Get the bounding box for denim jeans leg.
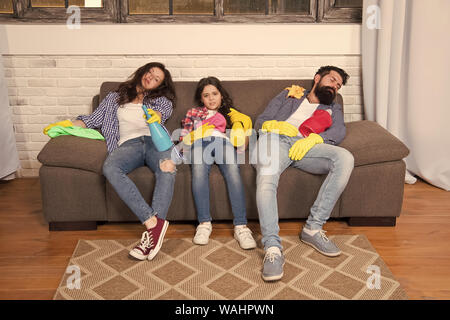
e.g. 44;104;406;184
144;136;176;221
103;137;154;224
254;133;294;251
291;143;354;230
216;139;247;226
190;139;214;223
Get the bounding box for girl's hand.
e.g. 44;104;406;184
230;122;246;147
182;124;215;146
228;108;252;131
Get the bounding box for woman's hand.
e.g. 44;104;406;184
144;109;162;124
72;120;86;128
43;119;76;135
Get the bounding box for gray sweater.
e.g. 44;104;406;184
254;90;346;146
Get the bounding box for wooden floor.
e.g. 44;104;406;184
0;178;449;300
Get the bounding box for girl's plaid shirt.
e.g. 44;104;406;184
179;106;210;142
77;91;173;153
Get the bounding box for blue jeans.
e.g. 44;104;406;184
189;137;247;226
102;136;176;224
252;133;354;250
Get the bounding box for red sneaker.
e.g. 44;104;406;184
129;217;169;261
147;217;169;260
129;231;152;260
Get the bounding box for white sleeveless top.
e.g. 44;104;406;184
117;102;151;146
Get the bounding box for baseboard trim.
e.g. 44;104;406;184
49;221;98;231
347;217;397;227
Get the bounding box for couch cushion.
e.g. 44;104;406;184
340;120;409;167
38;136;107;174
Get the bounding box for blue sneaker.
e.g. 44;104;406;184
300;228;341;257
262;247;285;281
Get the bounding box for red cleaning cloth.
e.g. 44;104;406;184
299;109;332;137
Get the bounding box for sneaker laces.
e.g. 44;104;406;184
236;227;253;239
318;230;330;243
195;224;212;239
264;248;281;264
196;224;211;234
137;231;154;250
197;224;212;232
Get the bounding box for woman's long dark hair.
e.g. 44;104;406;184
194;77;238;129
117;62;176;107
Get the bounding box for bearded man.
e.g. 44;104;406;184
253;66;354;281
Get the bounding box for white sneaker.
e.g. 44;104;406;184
234;225;257;250
193;222;212;245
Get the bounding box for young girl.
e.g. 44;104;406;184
44;62;178;261
179;77;256;249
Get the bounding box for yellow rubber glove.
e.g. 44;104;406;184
288;133;324;161
143;108;161;124
182;123;215;146
261;120;298;137
43;119;73;135
228;108;252;131
230;122;246;147
285;85;306;99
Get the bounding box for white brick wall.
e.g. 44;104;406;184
4;54;364;177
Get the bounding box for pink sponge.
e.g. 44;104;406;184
201;112;227;133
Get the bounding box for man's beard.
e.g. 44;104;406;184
314;84;336;105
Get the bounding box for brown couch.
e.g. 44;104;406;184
37;80;409;231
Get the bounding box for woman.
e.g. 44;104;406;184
45;62;177;261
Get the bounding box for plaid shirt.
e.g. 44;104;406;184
179;106;210;141
77;91;173;153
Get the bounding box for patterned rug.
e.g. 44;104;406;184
54;235;408;300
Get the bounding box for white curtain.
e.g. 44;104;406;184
0;54;20;180
362;0;450;191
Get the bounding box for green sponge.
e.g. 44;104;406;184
46;125;105;140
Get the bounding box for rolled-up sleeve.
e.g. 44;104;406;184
77;92;118;129
255;90;288;131
319;103;346;146
147;96;173;125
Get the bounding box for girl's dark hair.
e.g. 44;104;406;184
117;62;176;107
194;77;237;129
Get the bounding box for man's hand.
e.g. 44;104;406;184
43;119;73;135
288;133;324;161
228;108;252;131
261;120;298;137
182;124;215;146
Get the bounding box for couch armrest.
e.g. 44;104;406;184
37;136;108;174
340;120;409;167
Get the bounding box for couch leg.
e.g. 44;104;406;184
347;217;396;227
49;221;98;231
